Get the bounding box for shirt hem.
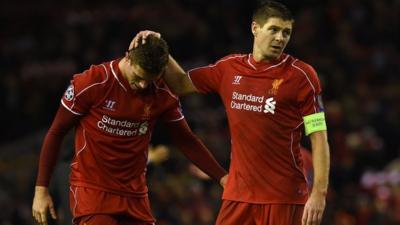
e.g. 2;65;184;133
71;180;148;197
221;196;307;205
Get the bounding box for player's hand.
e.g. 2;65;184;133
219;174;228;188
129;30;161;49
32;186;57;225
302;191;326;225
148;144;170;165
189;164;211;180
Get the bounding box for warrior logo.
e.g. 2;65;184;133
232;75;243;85
103;100;116;111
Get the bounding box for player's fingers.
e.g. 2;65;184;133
316;211;323;225
310;210;317;225
134;35;143;48
33;210;40;223
35;212;43;224
150;31;161;38
142;30;161;44
131;32;145;49
146;30;161;38
306;208;314;225
40;211;48;225
301;208;309;225
32;212;39;224
49;205;57;219
136;31;148;45
312;209;322;225
142;31;150;44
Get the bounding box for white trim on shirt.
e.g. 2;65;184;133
110;61;128;92
291;60;317;113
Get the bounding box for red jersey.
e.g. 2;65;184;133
188;53;323;204
62;59;183;196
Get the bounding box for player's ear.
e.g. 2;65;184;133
251;21;259;37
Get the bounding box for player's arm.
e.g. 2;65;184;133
309;130;329;196
302;112;330;225
32;105;80;225
165;118;228;186
163;55;198;96
130;30;198;96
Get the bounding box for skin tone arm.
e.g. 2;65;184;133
302;130;330;225
130;31;198;96
33;186;57;225
164;55;198;96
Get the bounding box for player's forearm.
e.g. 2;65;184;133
36;105;79;186
165;55;197;96
168;120;227;181
310;131;330;196
178;138;227;181
36;131;66;186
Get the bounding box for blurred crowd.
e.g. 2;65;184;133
0;0;399;224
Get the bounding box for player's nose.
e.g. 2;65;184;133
138;80;149;89
275;31;284;41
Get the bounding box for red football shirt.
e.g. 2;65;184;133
188;53;323;204
62;59;183;196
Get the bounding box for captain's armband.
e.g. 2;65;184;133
303;112;327;135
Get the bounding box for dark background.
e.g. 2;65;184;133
0;0;399;224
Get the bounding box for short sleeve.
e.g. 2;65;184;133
61;65;108;115
188;59;225;94
295;61;324;117
154;80;185;122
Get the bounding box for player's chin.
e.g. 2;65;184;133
132;86;147;93
266;52;281;60
130;84;141;91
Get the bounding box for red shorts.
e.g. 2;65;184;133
69;185;155;225
215;200;304;225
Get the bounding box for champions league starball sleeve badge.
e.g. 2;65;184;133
64;84;74;101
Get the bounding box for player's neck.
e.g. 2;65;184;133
252;52;280;63
118;58;129;81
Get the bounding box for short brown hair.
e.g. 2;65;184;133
252;1;294;26
128;36;169;75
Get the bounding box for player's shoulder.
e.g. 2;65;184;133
214;53;247;65
154;79;179;101
73;61;111;85
286;56;321;91
288;56;318;78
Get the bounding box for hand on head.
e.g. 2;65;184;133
130;30;161;50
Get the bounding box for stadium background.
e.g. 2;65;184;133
0;0;399;224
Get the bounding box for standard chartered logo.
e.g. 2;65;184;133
230;91;276;115
138;122;148;135
97;115;149;136
263;97;276;114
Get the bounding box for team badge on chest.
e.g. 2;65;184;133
268;79;284;96
141;104;152;120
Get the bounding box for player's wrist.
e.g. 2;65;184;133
35;186;49;194
219;174;228;188
310;188;327;197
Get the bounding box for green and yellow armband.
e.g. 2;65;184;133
303;112;327;135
